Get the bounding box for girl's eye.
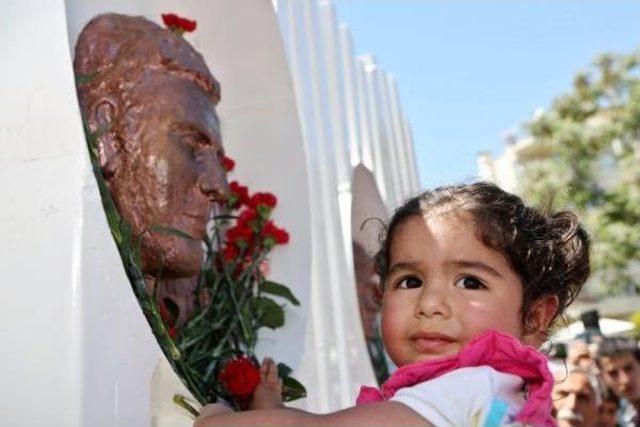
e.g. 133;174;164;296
396;276;422;289
454;276;486;290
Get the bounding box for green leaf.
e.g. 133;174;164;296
254;297;285;329
149;225;198;241
281;376;307;402
257;205;272;219
277;362;292;378
259;281;300;306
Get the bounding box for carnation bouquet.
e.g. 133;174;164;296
163;156;306;413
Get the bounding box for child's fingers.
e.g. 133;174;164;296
199;403;232;417
258;356;281;390
260;357;270;377
258;357;279;387
265;358;279;384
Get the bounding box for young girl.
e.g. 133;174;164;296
194;182;590;427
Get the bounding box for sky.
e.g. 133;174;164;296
332;0;640;188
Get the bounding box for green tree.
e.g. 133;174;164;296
518;49;640;295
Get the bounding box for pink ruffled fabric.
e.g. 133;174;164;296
356;330;555;427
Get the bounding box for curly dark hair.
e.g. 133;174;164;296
595;337;640;365
373;181;591;330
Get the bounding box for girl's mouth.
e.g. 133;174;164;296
409;332;456;352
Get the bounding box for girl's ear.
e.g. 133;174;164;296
523;294;559;347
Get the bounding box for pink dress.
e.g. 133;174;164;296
356;330;555;426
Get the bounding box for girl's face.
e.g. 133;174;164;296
381;213;526;366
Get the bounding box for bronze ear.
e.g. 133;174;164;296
94;99;115;128
93;100;122;179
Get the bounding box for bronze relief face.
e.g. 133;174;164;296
352;241;382;340
74;13;230;279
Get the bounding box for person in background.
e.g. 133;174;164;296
552;367;599;427
596;337;640;426
597;387;621;427
570;341;596;370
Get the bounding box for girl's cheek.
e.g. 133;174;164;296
380;299;405;338
460;299;521;336
379;311;405;365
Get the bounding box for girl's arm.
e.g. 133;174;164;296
193;401;433;427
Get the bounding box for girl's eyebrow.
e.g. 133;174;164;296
449;259;503;278
387;261;421;276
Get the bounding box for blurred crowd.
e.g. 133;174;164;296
549;334;640;427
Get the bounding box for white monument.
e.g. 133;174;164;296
0;0;419;425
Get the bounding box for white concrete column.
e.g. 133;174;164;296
375;69;404;208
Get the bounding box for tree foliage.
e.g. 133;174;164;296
518;49;640;295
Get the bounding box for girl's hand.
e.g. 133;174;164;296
198;403;233;418
250;357;284;410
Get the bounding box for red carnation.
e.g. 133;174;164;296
261;221;290;245
236;208;259;231
218;355;261;400
221;156;235;173
161;13;178;27
221;244;239;262
228;181;250;209
274;228;289;244
249;192;278;209
226;225;254;248
161;13;197;34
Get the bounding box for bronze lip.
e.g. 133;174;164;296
183;212;207;222
181;213;208;237
409;331;455;342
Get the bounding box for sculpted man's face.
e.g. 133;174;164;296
109;75;229;278
352;242;381;339
75;14;230;281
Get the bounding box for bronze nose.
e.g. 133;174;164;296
199;155;231;202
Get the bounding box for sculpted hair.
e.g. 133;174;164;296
74;14;220;127
373;181;591;329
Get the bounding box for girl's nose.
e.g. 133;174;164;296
414;283;451;319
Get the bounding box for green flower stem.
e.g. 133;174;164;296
227;277;252;344
179;363;209;404
173;394;200;418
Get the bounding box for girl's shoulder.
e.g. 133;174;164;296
391;366;526;427
358;331;556;426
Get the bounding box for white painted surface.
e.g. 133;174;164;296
274;0;419;412
2;1;106;426
1;0;418;424
2;0;310;425
351;164;389;256
275;0;356;410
